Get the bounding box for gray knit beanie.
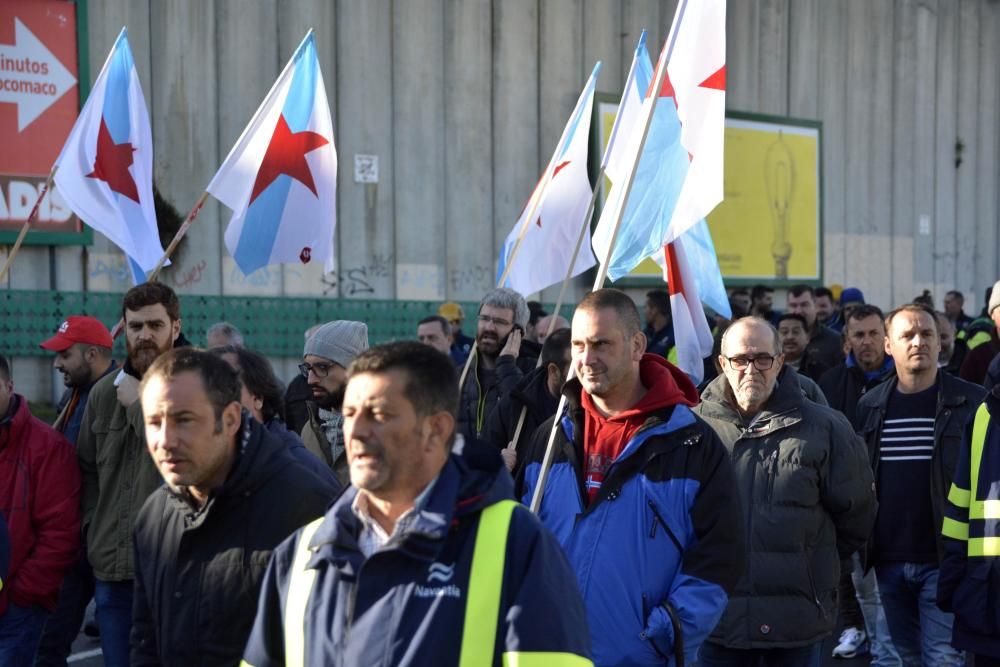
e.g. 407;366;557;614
303;320;369;368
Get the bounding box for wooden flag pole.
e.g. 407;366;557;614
110;191;211;339
530;32;676;514
506;167;606;460
0;165;58;284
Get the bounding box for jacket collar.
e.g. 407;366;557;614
308;446;509;569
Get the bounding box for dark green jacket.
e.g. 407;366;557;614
77;370;163;581
694;369;877;649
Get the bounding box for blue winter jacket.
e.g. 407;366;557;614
242;443;592;666
520;366;745;666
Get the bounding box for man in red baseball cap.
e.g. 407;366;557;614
40;316;117;446
35;316;117;667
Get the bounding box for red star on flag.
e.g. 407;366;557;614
536;160;572;228
250;115;330;204
86;118;140;203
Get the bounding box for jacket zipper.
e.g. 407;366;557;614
343;577;359;651
764;449;779;504
647;500;683;553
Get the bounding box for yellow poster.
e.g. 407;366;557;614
593;102;821;283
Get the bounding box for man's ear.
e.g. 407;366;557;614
222;401;242;437
632;330;647;360
171;318;182;344
423;411;455;452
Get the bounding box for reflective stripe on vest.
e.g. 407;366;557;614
283;517;324;667
282;500;519;667
458;499;518;667
968;403;1000;521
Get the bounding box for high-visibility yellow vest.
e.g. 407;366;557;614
269;500;590;667
942;403;1000;557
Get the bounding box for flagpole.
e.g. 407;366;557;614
459;62;601;402
530;30;678;515
0;166;58;284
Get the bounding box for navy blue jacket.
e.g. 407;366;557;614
264;418;341;491
520;375;745;666
242;445;591;666
938;388;1000;657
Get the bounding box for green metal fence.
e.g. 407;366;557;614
1;290;485;358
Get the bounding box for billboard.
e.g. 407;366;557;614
593;98;823;286
0;0;87;244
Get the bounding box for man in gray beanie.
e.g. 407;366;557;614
299;320;368;484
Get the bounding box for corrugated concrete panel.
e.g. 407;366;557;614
975;2;1000;308
444;0;493;301
216;0;279;297
726;0;758;111
584;1;622;93
393;0;446;301
492;0;540;293
911;0;938;296
786;0;819;120
954;0;980;305
933;0;959;299
817;0;847;285
867;0;895;308
756;0;788;116
891;0;918;306
149;0;221;296
623;0;662;74
335;0;395;299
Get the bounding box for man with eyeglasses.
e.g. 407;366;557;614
456;288;539;445
695;316;876;667
299;320;369;485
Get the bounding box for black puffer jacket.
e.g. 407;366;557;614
457;343;539;444
695;369;877;649
131;416;339;667
482;365;557;471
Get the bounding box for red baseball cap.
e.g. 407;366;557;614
39;316;114;352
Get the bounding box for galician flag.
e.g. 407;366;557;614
590;39;690;283
53;28;164;278
208;32;337;275
496;63;600;296
659;0;728;384
660;0;727;245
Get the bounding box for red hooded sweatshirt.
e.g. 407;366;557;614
580;354;699;504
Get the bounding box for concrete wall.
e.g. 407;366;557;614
6;0;1000;311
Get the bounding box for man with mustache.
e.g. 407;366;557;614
857;304;985;666
35;316;116;667
243;342;592;666
76;282;187;667
695;317;876;666
456;288;538;445
299;320;368;485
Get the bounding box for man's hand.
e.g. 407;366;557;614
117;374;140;408
500;327;522;359
501;441;517;472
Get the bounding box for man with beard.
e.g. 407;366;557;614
76;282;187;667
456;288;538;445
299;320;369;485
34;316;116;667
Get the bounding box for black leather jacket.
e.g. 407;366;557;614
856;371;985;564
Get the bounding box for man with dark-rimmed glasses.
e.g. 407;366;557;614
695;316;876;667
299;320;369;485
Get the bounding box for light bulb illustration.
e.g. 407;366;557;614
764;131;795;279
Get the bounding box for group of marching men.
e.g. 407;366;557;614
1;278;1000;666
